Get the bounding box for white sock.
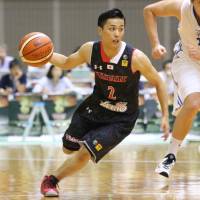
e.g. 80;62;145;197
167;137;182;157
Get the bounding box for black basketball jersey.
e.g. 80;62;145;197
83;41;140;114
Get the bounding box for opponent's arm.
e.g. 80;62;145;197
50;42;93;70
132;49;170;139
143;0;182;59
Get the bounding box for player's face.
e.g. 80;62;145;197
99;18;125;48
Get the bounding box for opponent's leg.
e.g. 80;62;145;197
156;93;200;178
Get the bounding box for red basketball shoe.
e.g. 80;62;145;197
40;175;59;197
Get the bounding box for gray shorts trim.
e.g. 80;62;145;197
82;140;97;163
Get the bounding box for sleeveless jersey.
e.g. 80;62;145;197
88;41;140;114
175;0;200;61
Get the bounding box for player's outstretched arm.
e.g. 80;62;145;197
132;49;170;139
143;0;182;59
50;42;93;70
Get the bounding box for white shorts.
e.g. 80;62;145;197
171;51;200;115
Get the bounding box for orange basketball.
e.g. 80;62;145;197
18;32;54;67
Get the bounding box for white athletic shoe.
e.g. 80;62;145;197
155;153;176;178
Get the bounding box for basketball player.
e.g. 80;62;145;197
143;0;200;178
40;8;169;197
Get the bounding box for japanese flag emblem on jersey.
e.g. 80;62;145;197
107;64;114;70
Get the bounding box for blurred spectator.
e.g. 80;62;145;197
0;58;27;95
67;63;94;96
0;44;14;79
26;63;51;89
159;60;174;105
138;75;159;131
65;47;94;96
139;75;157;101
67;46;94;94
32;64;77;95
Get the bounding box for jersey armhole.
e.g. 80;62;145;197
88;41;96;65
131;48;138;74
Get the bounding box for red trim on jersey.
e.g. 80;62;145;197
100;42;110;63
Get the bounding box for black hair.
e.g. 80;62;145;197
9;58;21;69
47;64;64;79
97;8;126;28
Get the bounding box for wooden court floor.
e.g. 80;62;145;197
0;137;200;200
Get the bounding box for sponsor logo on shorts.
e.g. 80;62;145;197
95;144;103;151
93;140;103;151
93;140;98;145
65;134;81;144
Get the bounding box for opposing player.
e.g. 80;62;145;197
35;8;169;196
144;0;200;178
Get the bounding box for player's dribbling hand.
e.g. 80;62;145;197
160;116;170;141
152;44;167;60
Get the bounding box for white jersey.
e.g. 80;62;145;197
176;0;200;58
171;0;200;115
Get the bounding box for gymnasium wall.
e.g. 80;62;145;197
0;0;179;69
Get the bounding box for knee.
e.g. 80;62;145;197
76;146;91;163
184;99;200;113
62;147;74;155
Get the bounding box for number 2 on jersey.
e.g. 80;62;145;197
107;86;116;100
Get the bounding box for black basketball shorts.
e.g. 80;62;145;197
62;106;139;163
